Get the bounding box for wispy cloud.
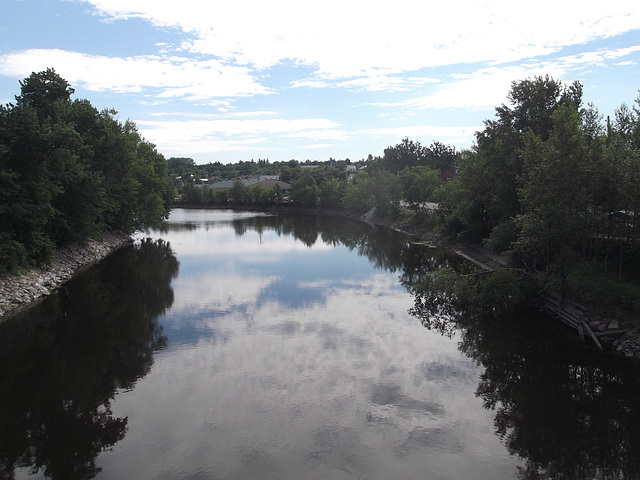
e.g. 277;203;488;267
0;48;271;100
370;45;640;112
135;116;344;156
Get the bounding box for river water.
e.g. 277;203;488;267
2;209;640;480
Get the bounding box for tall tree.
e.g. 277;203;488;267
515;105;591;294
0;70;172;271
450;76;583;247
381;137;429;174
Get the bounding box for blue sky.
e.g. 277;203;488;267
1;0;639;164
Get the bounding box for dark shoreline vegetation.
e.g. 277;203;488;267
0;69;173;273
2;69;640;355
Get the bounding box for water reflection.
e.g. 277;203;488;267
7;209;637;479
410;274;640;479
0;239;178;480
96;210;515;479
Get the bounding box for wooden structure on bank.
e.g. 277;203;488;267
541;293;628;350
542;293;603;349
455;246;629;351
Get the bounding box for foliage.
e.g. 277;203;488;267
379;137;457;174
433;75;640;312
290;172;318;207
318;177;345;208
398;165;440;213
342;170;401;218
0;69;173;271
442;76;583;245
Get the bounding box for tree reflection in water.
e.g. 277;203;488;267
7;212;639;480
0;239;178;480
409;270;640;480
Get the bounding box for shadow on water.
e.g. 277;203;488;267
0;239;178;480
408;270;640;480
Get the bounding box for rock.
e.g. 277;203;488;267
0;231;132;321
608;319;620;330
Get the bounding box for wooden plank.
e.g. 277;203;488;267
577;322;585;342
581;319;603;350
594;330;627;337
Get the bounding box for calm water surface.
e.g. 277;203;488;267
2;209;640;480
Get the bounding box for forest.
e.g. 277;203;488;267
0;69;174;272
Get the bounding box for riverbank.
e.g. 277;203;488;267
0;231;132;321
363;209;640;361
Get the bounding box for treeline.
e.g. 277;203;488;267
174;138;455;215
0;69;174;272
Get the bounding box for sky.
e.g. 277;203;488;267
1;1;639;165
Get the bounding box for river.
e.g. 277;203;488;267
1;209;639;480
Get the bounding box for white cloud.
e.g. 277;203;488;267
82;0;640;79
135;116;343;155
280;129;348;141
0;48;271;100
292;73;440;93
372;45;640;112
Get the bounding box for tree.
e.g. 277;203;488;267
515;105;591;295
398;166;440;213
427;141;457;172
342;170;401;218
0;70;173;271
290;172;318;207
318;177;345;208
451;76;583;247
381;137;429;174
15;68;74;115
167;157;197;177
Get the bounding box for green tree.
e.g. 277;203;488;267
381;137;429;174
229;178;246;204
342;170;400;218
0;70;173;271
167;157;197;177
398;165;440;213
15;68;74;116
318;177;346;208
291;172;318;207
515;105;591;295
426;141;457;172
451;76;583;247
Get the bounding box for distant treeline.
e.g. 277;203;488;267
0;69;174;272
171;139;457;215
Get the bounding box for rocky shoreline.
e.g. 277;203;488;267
0;231;132;321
